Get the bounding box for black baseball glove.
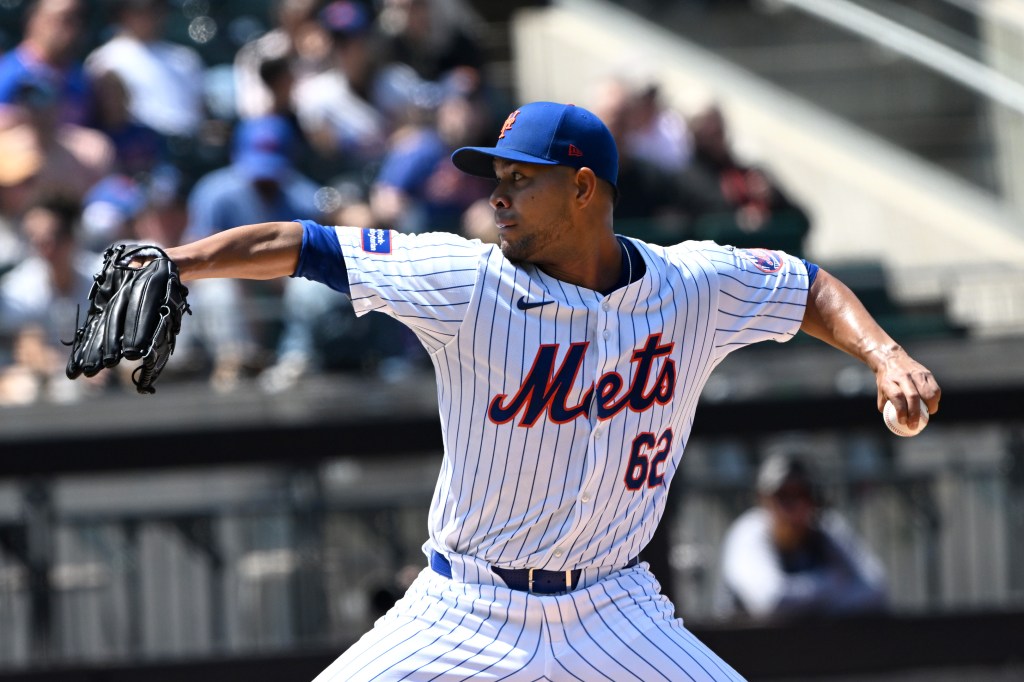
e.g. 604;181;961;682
65;243;191;394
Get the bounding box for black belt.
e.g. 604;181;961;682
430;550;639;595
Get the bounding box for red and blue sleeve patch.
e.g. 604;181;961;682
738;248;783;273
361;228;392;254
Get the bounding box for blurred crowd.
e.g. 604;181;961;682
0;0;811;406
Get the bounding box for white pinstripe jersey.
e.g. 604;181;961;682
317;226;809;573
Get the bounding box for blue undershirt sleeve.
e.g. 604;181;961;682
290;219;350;295
801;259;819;288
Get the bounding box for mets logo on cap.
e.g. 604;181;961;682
498;110;520;139
738;248;783;273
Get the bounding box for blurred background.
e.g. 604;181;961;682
1;0;1023;680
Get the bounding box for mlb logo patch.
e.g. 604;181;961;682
361;228;392;254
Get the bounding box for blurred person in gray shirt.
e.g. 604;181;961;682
717;453;888;621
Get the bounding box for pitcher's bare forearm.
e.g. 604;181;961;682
800;268;940;423
799;269;900;373
166;222;304;282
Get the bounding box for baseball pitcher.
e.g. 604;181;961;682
70;102;940;681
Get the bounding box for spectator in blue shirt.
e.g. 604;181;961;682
91;69;169;180
0;0;94;127
184;115;323;242
370;92;492;234
183;115;327;391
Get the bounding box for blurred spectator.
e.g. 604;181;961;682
0;216;22;277
370;93;493;234
377;0;484;80
598;71;696;173
258;55;298;120
0;79;114;207
260;274;387;392
260;174;426;392
0;140;36;285
0;0;95;127
90;69;170;179
183;115;326;391
184;115;323;242
293;0;388;176
134;191;188;253
375;0;484;100
590;75;693;241
253;52;332;184
0;196;98;404
716;453;888;621
679;103;811;257
79;173;147;251
85;0;206;139
233;0;332;119
0;116;43;222
623;79;692;173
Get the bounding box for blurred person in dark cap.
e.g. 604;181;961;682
182;115;326;391
184;115;323;242
79;173;148;251
0;0;95;127
716;452;888;621
85;0;206;138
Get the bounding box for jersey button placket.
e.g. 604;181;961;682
591;300;615;444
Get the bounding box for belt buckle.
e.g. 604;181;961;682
526;568;574;594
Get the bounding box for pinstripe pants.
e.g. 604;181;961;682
313;562;747;682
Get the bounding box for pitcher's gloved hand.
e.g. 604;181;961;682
65;243;191;394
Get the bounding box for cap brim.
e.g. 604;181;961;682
451;146;559;178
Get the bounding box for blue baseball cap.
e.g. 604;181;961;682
81;174;147;244
451;101;618;188
319;0;371;36
232;115;295;181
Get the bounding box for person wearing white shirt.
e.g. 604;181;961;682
293;1;387;169
717;453;889;620
85;0;205;138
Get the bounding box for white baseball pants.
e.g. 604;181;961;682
312;562;747;681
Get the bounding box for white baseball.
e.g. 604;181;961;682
883;398;929;437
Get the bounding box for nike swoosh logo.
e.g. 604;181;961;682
516;295;554;311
